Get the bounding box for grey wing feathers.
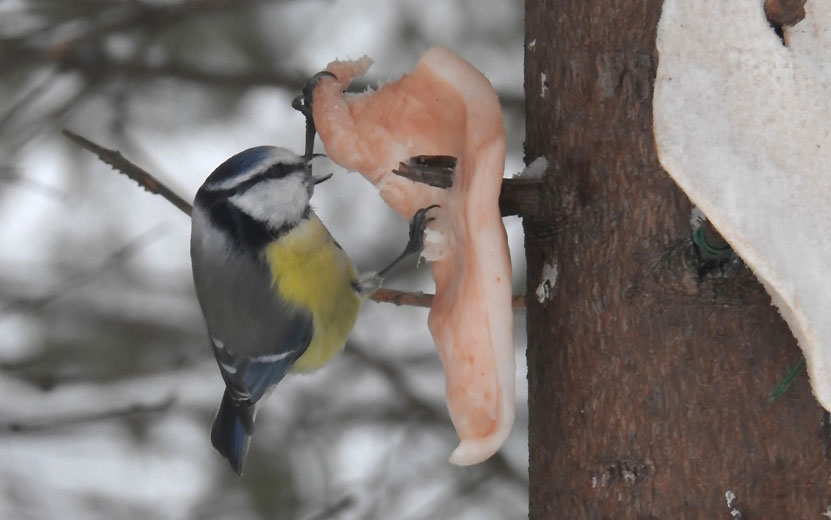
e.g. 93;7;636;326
212;317;312;405
191;210;314;403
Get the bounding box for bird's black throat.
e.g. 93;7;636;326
195;189;309;255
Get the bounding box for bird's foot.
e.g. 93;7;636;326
403;204;440;257
292;71;337;160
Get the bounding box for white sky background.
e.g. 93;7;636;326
0;1;527;518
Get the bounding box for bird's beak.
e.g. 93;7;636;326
303;153;328;166
304;154;333;184
312;172;334;185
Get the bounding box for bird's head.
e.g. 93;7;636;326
196;146;330;233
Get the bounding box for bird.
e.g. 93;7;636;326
190;144;435;475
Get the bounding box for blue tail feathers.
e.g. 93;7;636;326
211;390;252;476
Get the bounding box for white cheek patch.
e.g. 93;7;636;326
228;176;309;230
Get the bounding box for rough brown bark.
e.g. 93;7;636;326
524;1;831;517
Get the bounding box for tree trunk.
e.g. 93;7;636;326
524;1;831;517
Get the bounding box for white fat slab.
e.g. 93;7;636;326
654;1;831;409
228;173;309;230
205;147;303;191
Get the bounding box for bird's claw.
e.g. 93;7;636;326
373;205;440;281
405;204;440;256
292;71;336;118
292;71;337;160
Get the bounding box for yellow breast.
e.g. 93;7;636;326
265;213;361;372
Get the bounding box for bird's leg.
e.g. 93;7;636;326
355;205;440;297
292;71;336;161
377;205;440;278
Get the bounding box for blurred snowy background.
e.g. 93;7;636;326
0;0;527;518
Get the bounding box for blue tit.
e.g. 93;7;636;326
191;145;434;475
190;146;359;475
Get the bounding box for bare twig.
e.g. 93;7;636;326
1;223;169;316
0;69;58;132
300;495;356;520
369;288;434;307
1;77;102;152
372;288;525;309
392;154;547;223
1;395;176;434
347;344;528;487
499;177;548;218
406;471;493;520
392;155;456;189
59;0;275;48
59;52;304;91
0;353;49;372
62;129;192;216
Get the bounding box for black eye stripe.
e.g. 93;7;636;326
207;162;307;197
262;162;307;180
233;162;306;195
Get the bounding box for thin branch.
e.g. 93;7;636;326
62;129;192;216
372;288;525;309
369;288;434;307
391;156;549;221
406;471;494;520
347;343;529;487
392;155;456;189
62;131;528;308
0;75;102;153
59;52;305;91
300;495;356;520
0;37;301;93
0;353;49;372
347;344;444;420
0;69;58;132
499;177;549;218
1;223;169;316
61;0;277;49
1;395;176;434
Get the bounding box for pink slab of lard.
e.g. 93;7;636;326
312;46;514;465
